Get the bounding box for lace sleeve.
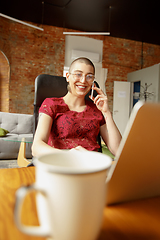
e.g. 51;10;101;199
39;98;55;118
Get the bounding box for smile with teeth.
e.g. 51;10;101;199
76;85;86;89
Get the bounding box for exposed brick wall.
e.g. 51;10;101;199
0;18;65;114
0;17;160;114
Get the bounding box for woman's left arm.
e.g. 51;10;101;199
90;86;122;156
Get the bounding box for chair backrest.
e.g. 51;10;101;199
33;74;102;151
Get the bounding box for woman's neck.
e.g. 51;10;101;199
63;92;86;112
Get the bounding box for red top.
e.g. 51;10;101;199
39;97;105;151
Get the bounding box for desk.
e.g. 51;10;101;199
0;167;160;240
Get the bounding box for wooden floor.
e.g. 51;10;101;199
0;160;19;168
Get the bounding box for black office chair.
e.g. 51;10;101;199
33;74;102;151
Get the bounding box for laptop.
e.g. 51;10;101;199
106;100;160;205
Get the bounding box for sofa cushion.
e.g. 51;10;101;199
0;128;9;137
0;112;33;134
0;112;33;159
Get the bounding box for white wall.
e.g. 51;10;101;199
64;35;107;93
127;63;160;102
64;35;103;66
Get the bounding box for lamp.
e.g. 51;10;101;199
0;13;44;31
63;6;111;36
63;32;110;35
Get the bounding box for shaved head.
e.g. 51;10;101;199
69;57;95;74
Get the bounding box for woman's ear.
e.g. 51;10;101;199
66;72;70;82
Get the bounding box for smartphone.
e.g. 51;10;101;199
91;81;95;100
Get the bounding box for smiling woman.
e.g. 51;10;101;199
65;58;95;99
31;57;122;158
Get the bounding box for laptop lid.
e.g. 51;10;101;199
106;101;160;205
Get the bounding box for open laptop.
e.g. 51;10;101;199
106;100;160;205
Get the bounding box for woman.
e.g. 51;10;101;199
32;57;122;157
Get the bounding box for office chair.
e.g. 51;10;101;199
33;74;102;152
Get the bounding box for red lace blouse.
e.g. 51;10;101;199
39;97;105;151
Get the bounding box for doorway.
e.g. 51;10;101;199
0;50;10;112
133;81;141;106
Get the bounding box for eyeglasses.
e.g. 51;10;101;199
69;73;95;82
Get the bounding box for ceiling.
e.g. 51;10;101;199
1;0;160;45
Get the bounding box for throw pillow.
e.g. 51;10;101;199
0;128;9;137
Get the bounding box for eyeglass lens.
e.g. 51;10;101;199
72;73;94;82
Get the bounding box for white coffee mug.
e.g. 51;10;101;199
14;150;111;240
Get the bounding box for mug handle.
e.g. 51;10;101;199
14;184;51;237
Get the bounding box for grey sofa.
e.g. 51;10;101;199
0;112;33;159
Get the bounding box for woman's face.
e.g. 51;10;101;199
66;62;95;98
